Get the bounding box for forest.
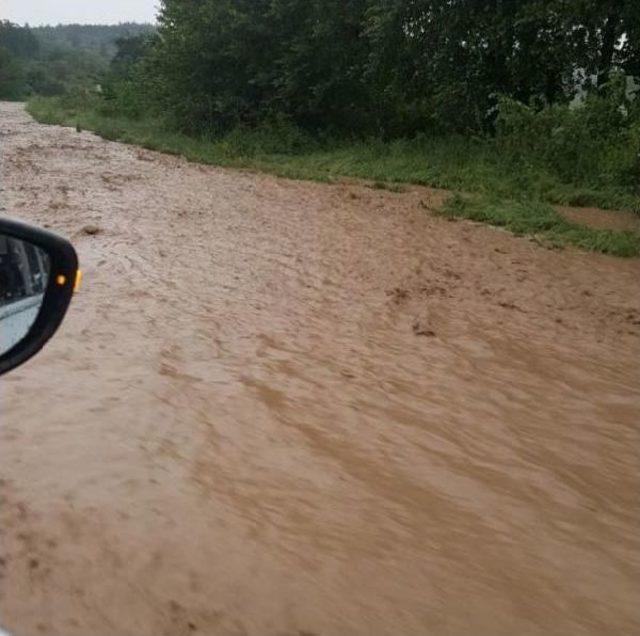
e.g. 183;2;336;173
128;0;639;138
6;1;640;254
0;22;153;99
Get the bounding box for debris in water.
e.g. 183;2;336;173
81;224;102;236
412;321;436;337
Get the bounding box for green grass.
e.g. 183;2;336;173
27;96;640;257
442;194;640;257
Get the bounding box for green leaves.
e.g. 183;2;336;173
146;0;639;137
0;22;155;100
0;46;25;100
495;76;640;189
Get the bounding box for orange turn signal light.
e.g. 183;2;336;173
54;270;82;291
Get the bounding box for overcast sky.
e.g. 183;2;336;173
1;0;159;26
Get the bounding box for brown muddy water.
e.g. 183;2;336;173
0;102;639;636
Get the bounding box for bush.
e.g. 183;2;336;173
496;75;640;190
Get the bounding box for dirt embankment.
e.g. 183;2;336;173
1;102;639;636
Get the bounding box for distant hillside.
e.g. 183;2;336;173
32;23;155;59
0;21;155;100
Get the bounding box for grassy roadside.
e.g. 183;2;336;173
27;96;640;257
442;195;640;257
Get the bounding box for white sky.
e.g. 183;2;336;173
1;0;159;26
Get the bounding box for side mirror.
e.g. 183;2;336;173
0;217;79;377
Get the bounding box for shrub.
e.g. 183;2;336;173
496;75;640;190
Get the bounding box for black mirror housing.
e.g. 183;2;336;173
0;217;78;376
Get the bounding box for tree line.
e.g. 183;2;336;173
0;22;153;99
107;0;639;138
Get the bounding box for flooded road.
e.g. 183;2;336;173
1;102;639;636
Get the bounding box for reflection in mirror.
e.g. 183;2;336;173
0;234;50;356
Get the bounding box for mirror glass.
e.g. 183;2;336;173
0;234;51;356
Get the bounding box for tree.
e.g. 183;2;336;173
364;0;639;133
139;0;640;136
267;0;373;133
0;46;25;99
0;21;39;59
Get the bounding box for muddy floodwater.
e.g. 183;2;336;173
1;102;639;636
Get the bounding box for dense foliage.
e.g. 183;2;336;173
134;0;639;137
0;22;154;99
86;0;637;197
5;3;638;139
34;23;154;58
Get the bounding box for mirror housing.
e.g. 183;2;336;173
0;217;78;376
